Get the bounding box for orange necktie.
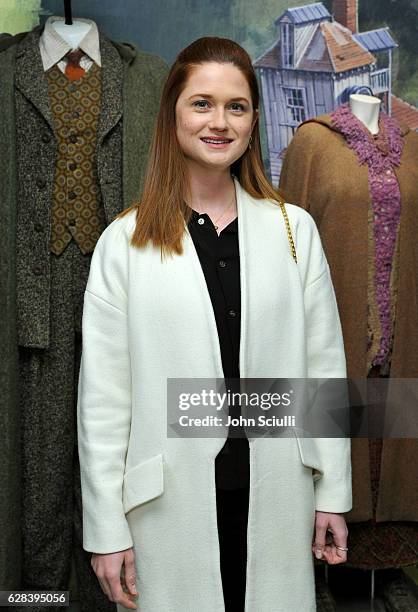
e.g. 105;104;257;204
64;49;86;81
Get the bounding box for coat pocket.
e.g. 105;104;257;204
122;453;164;514
292;429;323;483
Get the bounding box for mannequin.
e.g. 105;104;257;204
349;93;381;134
0;10;168;612
279;99;418;608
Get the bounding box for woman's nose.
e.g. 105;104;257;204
208;107;228;130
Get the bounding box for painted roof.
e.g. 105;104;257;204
391;95;418;131
255;9;377;74
297;24;334;72
253;40;280;69
320;22;375;73
275;2;330;26
354;28;398;52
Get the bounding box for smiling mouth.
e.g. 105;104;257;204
200;137;233;144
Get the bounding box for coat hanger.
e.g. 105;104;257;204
64;0;73;26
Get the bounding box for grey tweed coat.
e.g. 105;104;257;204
0;25;168;588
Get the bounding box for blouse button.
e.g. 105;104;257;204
198;218;205;225
228;309;237;318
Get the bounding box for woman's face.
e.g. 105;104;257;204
175;61;257;173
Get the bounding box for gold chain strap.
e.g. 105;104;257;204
278;201;297;264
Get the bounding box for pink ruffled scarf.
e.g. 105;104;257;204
331;103;404;367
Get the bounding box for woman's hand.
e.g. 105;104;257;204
91;547;138;609
312;511;348;565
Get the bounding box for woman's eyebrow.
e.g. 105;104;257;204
188;93;250;103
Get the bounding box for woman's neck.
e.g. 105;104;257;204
185;165;236;213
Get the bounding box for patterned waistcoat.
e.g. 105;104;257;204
45;62;106;255
13;27;166;349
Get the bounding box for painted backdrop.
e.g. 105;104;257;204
1;0;417;182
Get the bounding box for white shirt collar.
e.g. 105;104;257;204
39;16;101;71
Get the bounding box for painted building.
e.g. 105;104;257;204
254;0;399;182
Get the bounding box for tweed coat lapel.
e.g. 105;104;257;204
96;32;123;147
14;28;124;145
15;29;55;133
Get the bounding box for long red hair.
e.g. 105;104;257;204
118;36;284;257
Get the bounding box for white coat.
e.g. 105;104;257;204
77;178;352;612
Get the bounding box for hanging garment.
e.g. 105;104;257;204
0;21;168;603
279;106;418;568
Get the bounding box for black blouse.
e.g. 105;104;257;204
187;209;249;490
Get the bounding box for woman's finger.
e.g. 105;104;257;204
332;533;348;564
107;573;137;609
97;575;113;602
313;514;328;559
123;550;139;596
335;546;348;563
321;537;348;564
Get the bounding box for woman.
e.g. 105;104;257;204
77;37;352;612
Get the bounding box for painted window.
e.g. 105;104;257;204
283;87;306;125
281;23;294;68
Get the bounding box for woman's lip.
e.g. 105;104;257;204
200;137;233;147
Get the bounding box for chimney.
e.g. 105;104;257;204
333;0;358;33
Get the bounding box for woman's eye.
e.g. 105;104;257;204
229;103;245;112
193;100;210;109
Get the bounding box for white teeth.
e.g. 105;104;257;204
202;138;230;144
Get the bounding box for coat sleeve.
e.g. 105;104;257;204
77;214;134;553
297;210;352;513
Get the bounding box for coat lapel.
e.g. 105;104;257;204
233;179;304;378
14;28;124;144
96;32;123;147
15;28;55;133
181;216;229;382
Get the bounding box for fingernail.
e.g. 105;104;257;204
315;550;323;559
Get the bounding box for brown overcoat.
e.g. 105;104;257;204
279;114;418;522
